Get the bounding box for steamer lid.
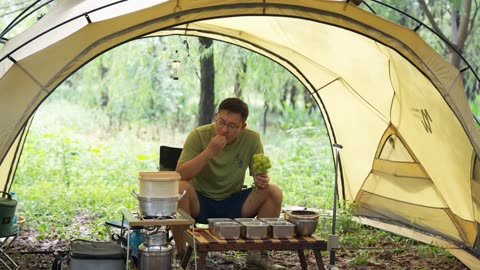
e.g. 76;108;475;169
139;171;180;181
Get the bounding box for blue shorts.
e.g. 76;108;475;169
195;188;254;224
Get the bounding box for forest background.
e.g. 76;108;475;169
0;0;479;269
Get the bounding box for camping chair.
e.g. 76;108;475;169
0;224;19;270
159;145;183;171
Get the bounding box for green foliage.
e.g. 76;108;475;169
347;251;370;266
0;1;55;42
336;203;362;234
416;244;460;264
326;204;463;267
55;37;201;132
54;35;317;133
273;100;321;130
266;125;334;209
14;102;158;240
470;95;480;120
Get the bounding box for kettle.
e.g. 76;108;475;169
138;231;178;270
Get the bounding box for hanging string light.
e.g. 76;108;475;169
172;50;181;80
171;40;190;80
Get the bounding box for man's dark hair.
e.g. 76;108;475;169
218;98;249;121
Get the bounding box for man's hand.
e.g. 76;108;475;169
206;135;227;157
177;135;226;180
253;173;269;189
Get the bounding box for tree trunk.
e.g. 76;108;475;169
289;84;297;109
263;101;268;134
234;59;247;98
198;37;215;126
304;91;314;114
417;0;475;99
449;2;470;68
100;58;109;108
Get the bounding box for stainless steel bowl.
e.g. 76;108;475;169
291;219;318;236
284;210;320;236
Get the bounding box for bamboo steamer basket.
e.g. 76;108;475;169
139;171;180;198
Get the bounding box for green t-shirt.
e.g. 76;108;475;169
178;123;263;200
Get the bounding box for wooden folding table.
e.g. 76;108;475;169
181;229;327;270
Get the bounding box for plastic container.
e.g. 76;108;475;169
139;171;180;198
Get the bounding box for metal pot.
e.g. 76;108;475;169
284;210;320;236
131;190;186;217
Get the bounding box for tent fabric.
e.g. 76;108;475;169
0;117;32;193
0;0;479;268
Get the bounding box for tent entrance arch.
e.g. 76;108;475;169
1;1;479;268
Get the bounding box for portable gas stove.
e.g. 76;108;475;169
121;208;194;228
119;208;195;269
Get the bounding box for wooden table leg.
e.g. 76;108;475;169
181;246;193;269
297;249;308;270
313;249;326;270
197;252;207;270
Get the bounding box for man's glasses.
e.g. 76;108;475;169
215;118;241;130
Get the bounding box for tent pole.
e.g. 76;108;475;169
329;143;342;270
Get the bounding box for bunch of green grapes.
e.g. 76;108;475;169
252;153;272;175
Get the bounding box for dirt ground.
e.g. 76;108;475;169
1;227;470;270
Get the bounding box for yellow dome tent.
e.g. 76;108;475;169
0;1;479;268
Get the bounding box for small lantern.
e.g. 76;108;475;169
172;59;181;80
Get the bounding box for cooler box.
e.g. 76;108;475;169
69;239;126;270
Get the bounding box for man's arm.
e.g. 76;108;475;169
176;149;214;180
176;135;226;180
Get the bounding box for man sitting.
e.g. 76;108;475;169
171;97;285;270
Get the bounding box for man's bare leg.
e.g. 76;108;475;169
242;184;285;269
241;183;283;218
172;180;200;252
